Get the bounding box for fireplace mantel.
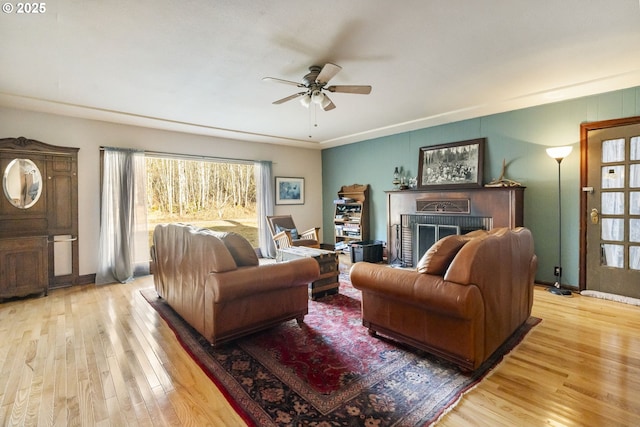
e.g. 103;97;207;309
385;187;525;265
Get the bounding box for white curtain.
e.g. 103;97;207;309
255;161;275;258
95;148;150;284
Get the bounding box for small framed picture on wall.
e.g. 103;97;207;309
275;177;305;205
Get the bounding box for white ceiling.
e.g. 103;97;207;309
2;1;640;149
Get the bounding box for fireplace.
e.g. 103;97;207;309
401;214;492;266
386;187;525;267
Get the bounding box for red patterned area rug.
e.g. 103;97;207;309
140;277;540;426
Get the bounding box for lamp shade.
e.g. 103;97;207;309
546;146;573;160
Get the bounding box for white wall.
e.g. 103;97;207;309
0;107;323;276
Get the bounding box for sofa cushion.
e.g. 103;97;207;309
417;234;471;275
182;227;238;273
216;231;259;266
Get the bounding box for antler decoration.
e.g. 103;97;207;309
485;159;523;187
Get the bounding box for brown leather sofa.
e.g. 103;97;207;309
350;227;537;371
150;223;320;346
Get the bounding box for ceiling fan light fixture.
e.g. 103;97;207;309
300;94;311;108
311;90;324;105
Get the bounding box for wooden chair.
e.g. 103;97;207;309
266;215;320;250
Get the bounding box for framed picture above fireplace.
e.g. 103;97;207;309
417;138;485;190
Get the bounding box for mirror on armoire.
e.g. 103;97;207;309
0;137;79;300
3;158;43;209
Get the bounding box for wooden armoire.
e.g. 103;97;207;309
0;137;79;299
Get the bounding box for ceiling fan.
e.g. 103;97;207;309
262;63;372;111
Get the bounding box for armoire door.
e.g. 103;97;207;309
47;153;79;287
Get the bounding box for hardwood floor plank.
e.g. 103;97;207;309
52;343;68;426
85;325;111;423
37;331;56;426
0;330;22;409
131;400;155;427
25;369;44;426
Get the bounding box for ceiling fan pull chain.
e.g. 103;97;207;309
314;104;318;128
308;104;320;138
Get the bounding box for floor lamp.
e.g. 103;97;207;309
546;146;573;296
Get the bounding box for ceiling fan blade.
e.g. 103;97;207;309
262;77;305;87
316;63;342;85
273;92;307;104
321;94;336;111
326;85;372;94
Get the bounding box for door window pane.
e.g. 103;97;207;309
631;219;640;242
632;192;640;215
602;138;625;162
631;164;640;188
631;136;640;161
602;218;624;241
602;244;624;268
602;166;625;189
631;246;640;270
602;192;624;215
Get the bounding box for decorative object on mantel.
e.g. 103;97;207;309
485;158;523;187
392;166;401;189
546;146;573;296
417;138;485;190
391;167;415;190
399;175;409;190
408;176;418;189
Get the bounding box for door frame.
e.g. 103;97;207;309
579;115;640;290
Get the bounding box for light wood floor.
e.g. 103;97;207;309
1;276;639;426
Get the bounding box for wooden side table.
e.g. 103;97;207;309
277;246;339;300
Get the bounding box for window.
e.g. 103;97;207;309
145;157;257;246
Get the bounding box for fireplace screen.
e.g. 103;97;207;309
415;224;460;266
400;214;492;267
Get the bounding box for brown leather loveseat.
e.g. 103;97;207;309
151;223;320;346
350;227;537;371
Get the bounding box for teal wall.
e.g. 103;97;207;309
322;86;640;287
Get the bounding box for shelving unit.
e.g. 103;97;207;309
333;184;369;251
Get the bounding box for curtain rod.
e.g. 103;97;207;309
99;146;263;165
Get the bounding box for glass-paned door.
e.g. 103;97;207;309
586;124;640;298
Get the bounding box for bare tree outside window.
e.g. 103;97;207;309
146;157;258;246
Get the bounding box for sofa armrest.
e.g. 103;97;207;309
206;257;320;302
350;262;482;319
